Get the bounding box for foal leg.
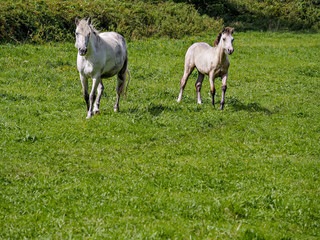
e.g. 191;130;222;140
209;72;216;107
80;74;89;111
195;72;204;104
219;74;228;110
87;76;101;119
114;71;127;112
93;80;104;115
177;66;194;102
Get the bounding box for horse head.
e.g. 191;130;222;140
75;18;92;56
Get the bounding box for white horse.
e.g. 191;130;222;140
177;27;234;110
75;18;129;118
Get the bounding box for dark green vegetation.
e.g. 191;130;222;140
1;0;319;43
1;31;320;239
176;0;320;31
0;0;222;43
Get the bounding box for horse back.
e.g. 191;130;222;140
99;32;127;52
99;32;128;75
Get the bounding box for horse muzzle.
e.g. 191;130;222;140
78;47;87;56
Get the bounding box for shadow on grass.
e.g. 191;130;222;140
126;101;204;116
228;97;272;114
125;97;272;116
148;103;167;116
126;103;179;116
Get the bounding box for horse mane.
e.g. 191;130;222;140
214;27;234;47
89;23;101;43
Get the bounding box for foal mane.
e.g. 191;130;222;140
214;27;234;47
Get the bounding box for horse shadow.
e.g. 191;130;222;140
147;104;168;116
127;103;180;116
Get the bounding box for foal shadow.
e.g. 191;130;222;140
228;97;272;115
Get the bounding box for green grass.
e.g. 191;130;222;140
1;31;320;239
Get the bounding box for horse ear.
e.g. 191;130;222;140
87;17;91;25
75;17;80;26
231;28;235;34
222;27;226;33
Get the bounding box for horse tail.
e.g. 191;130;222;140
121;69;130;98
125;69;131;95
118;56;130;97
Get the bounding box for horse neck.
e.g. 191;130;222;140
87;32;98;56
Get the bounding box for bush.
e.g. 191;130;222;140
0;0;222;43
177;0;320;31
0;0;318;44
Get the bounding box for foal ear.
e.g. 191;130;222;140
75;17;80;26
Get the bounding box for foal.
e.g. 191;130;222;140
177;27;234;110
75;18;129;118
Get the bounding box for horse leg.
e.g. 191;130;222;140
87;76;100;119
93;80;104;115
80;74;89;111
209;72;216;107
219;74;228;110
177;66;194;102
114;71;127;112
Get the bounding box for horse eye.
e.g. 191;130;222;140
223;38;226;41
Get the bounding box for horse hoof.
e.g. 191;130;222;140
86;112;93;119
94;110;100;115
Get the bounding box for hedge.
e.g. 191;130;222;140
0;0;319;43
0;0;222;43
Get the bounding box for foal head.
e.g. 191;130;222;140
214;27;234;55
75;18;93;56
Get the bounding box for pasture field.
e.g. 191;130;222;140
1;31;320;239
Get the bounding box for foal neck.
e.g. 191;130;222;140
216;43;228;63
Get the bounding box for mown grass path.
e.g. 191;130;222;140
1;32;319;239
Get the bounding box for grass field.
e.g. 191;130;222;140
1;31;320;239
